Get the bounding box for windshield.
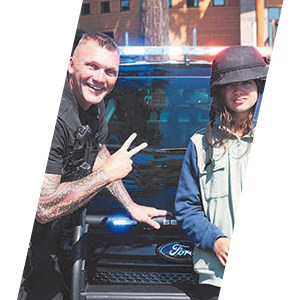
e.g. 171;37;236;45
105;71;212;148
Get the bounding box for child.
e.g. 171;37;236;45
175;46;268;300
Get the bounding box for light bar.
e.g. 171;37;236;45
118;46;272;58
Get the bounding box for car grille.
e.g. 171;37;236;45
89;267;198;285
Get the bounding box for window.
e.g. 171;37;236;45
268;7;281;47
187;0;198;7
268;7;281;20
101;1;110;13
105;64;211;148
81;3;90;15
213;0;225;6
120;0;130;11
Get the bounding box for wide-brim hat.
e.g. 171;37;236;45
210;46;268;95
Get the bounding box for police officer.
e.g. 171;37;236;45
16;32;167;300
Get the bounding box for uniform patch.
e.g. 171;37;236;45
27;122;39;151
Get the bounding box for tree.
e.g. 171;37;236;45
140;0;169;46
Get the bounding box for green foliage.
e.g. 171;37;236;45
16;66;33;82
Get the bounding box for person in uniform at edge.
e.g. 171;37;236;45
175;46;268;300
22;32;168;300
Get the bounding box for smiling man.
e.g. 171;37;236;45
68;37;120;110
20;32;167;300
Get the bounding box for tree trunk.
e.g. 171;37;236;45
140;0;169;47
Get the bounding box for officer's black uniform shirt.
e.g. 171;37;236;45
45;77;108;178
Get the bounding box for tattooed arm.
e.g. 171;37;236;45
36;133;146;224
36;168;110;224
37;133;168;228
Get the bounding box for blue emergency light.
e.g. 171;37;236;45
112;218;138;226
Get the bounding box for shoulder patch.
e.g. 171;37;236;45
27;122;39;151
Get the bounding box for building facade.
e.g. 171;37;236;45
77;0;283;47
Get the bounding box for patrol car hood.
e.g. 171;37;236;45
88;149;185;214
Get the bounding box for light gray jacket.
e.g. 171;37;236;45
191;128;253;286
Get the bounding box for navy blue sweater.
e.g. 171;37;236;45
174;141;225;253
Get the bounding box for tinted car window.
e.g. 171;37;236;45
105;63;212;148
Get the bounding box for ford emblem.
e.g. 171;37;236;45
156;241;194;263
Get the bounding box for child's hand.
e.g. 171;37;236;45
214;237;230;267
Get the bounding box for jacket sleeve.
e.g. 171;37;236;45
175;140;225;253
267;164;285;258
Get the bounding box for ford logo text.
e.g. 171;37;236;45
156;241;194;263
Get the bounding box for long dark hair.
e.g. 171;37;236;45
207;81;260;150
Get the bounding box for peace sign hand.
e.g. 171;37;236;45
120;132;148;158
102;133;147;183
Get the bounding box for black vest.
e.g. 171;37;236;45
30;79;107;256
16;73;107;182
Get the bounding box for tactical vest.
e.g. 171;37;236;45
16;73;107;214
58;93;103;183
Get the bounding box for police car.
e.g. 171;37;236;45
68;46;271;300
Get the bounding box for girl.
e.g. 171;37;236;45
175;46;268;300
